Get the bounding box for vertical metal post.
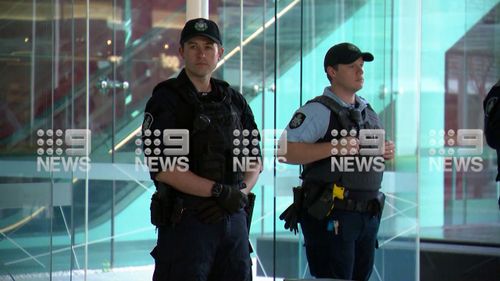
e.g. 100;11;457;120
187;0;209;21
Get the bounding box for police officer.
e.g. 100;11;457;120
142;18;261;281
483;79;500;208
279;42;395;280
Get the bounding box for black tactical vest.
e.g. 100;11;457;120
301;95;384;192
175;80;245;185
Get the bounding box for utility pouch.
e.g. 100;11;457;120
375;192;386;216
307;187;334;220
245;192;256;231
150;182;176;227
150;191;169;226
302;181;323;209
374;192;385;249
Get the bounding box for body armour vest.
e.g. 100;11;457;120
167;78;245;185
302;95;384;192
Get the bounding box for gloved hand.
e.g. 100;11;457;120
279;203;300;234
279;186;304;235
214;183;248;214
196;199;227;224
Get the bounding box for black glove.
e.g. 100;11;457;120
196;199;227;224
279;203;300;235
213;183;248;214
279;186;304;235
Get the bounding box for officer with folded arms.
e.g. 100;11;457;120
142;18;261;281
279;42;395;281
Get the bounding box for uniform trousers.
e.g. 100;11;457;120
300;209;380;281
151;209;250;281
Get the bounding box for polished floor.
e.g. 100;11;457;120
0;260;281;281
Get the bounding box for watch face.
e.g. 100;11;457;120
240;182;247;190
212;183;222;197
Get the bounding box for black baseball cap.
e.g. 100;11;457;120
180;18;222;45
324;42;374;71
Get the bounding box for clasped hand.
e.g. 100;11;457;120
197;183;248;224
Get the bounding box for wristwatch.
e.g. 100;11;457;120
240;182;247;190
211;182;223;198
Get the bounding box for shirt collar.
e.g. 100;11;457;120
177;68;215;92
177;68;225;102
323;87;368;111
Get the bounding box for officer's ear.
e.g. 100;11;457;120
326;65;337;81
179;46;185;58
326;66;336;77
217;45;224;60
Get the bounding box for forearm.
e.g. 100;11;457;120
155;169;214;197
281;142;333;165
241;161;262;194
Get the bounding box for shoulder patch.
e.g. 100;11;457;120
142;112;154;130
485;97;498;117
289;112;306;129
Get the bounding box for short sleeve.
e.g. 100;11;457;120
284;102;330;143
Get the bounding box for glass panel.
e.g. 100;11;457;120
216;0;278;279
80;0;185;278
274;0;420;280
420;0;500;245
0;0;60;278
217;1;420;280
0;0;184;279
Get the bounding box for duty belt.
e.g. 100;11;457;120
176;184;245;209
333;198;379;213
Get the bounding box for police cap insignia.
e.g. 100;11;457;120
180;18;222;45
194;20;208;31
289;112;306;129
143;112;153;130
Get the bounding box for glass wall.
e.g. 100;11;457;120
215;0;421;280
0;0;498;280
269;0;422;280
419;0;500;243
0;0;182;279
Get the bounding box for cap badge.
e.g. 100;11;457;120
194;20;208;31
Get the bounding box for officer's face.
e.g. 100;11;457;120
180;36;224;79
331;57;365;93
